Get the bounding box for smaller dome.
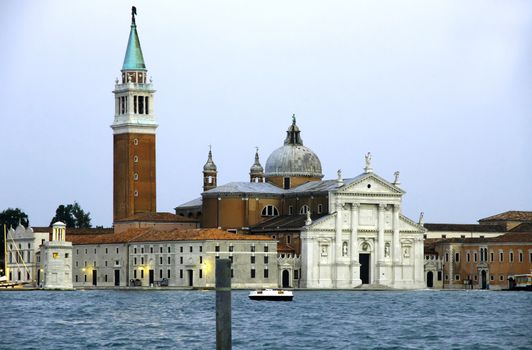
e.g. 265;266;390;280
203;149;217;172
250;149;264;175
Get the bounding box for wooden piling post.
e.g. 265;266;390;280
216;259;231;350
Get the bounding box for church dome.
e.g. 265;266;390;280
203;149;217;172
265;116;323;179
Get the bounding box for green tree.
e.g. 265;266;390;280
50;202;92;228
0;208;29;275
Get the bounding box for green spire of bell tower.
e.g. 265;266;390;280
122;6;146;71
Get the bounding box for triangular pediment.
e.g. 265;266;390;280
399;214;426;233
339;173;404;196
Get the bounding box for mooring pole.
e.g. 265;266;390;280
216;259;231;350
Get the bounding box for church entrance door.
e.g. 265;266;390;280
427;271;434;288
282;270;290;288
359;254;370;284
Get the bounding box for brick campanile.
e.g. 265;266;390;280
111;8;157;222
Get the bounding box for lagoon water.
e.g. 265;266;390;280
1;290;531;349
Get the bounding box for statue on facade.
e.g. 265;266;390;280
418;211;424;226
364;152;373;173
393;171;400;186
305;210;312;226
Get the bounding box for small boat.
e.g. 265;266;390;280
249;289;293;301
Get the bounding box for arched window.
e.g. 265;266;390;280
300;205;310;214
261;205;279;217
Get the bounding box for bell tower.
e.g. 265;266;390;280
203;147;217;192
111;7;157;222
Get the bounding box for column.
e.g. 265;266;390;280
351;203;362;287
377;203;387;283
334;199;342;287
392;204;402;285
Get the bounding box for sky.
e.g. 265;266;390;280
1;0;531;227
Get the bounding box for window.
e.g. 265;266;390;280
150;247;154;254
141;247;144;254
141;257;144;264
509;251;514;263
134;270;137;279
294;270;299;279
105;248;108;254
75;275;78;282
474;275;477;281
160;270;163;279
455;253;460;262
180;270;183;278
287;236;291;244
84;275;87;282
250;245;255;253
167;270;171;278
116;248;119;254
140;270;144;279
160;247;163;253
229;245;234;252
474;253;477;262
445;274;448;280
105;261;108;267
318;204;323;214
300;205;310;214
499;251;504;262
283;177;290;189
264;269;269;278
499;275;504;281
466;253;470;262
199;269;203;279
105;275;108;282
445;253;449;262
264;256;269;264
231;269;234;278
215;246;220;252
134;257;137;265
437;271;442;281
251;256;255;264
168;246;171;253
200;256;203;264
134;248;137;254
199;246;203;253
160;257;163;264
519;251;523;262
261;205;279;217
455;274;460;281
442;235;446;239
461;235;465;238
229;256;233;263
288;206;293;215
168;257;171;264
190;246;193;253
264;246;269;253
490;252;494;262
251;269;256;278
180;247;183;253
180;257;183;264
490;275;494;281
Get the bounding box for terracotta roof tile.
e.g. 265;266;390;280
479;211;532;222
67;228;273;245
423;232;532;244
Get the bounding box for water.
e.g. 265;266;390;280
0;290;530;350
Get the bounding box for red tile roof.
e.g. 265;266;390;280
424;223;506;233
479;211;532;222
424;232;532;244
67;228;273;245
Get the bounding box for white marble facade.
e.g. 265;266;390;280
301;170;426;289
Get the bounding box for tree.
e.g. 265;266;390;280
0;208;29;275
0;208;29;230
50;202;92;228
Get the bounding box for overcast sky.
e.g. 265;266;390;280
1;0;531;227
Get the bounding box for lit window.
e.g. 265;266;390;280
261;205;279;217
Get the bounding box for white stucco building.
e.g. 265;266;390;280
301;158;426;289
40;222;73;290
